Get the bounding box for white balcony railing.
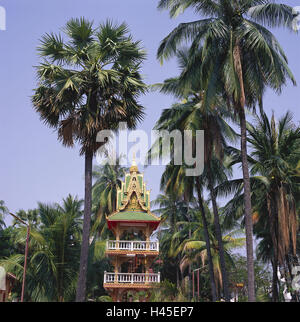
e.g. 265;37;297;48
106;240;159;252
104;272;160;284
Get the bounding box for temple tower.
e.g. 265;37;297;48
103;158;161;302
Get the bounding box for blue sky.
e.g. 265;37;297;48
0;0;299;225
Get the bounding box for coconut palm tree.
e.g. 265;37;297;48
13;209;40;229
155;104;235;300
216;111;300;301
154;162;218;301
248;111;300;301
32;18;147;301
152;49;237;300
152;193;190;235
171;205;245;299
0;196;83;301
157;0;296;301
90;158;128;239
152;193;191;289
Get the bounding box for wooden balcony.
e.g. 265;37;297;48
104;272;160;289
105;240;159;255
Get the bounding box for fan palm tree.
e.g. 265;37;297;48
32;18;147;301
157;0;296;301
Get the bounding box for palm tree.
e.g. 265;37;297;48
13;209;40;229
152;193;191;288
248;112;300;301
216;111;300;301
0;196;83;301
152;49;237;300
156;162;218;300
152;193;189;235
172;205;245;299
32;18;147;301
91;158;128;239
157;0;296;301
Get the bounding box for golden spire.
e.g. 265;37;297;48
129;151;138;173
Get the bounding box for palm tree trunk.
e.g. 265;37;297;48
177;265;180;289
234;40;255;302
195;177;218;301
207;168;230;302
76;150;93;302
268;198;280;302
187;205;193;301
239;107;256;302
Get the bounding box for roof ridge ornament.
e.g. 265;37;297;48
130;151;139;173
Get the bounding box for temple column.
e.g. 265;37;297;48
145;225;150;250
145;255;150;285
114;257;119;284
115;224;120;250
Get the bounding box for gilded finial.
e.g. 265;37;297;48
130;151;138;173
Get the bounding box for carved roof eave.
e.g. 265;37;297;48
118;189;148;211
106;210;160;222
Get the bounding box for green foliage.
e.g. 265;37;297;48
1;6;298;303
32;18;147;156
228;255;272;302
91;158;128;239
0;195;83;302
157;0;296;109
149;280;184;302
98;295;113;302
0;226;19;259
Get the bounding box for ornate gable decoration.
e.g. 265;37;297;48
116;159;150;212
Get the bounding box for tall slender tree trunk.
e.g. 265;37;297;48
187;205;193;301
207;169;230;302
177;265;180;289
76;151;93;302
268;199;279;302
234;40;255;302
239;107;256;302
195;177;218;301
